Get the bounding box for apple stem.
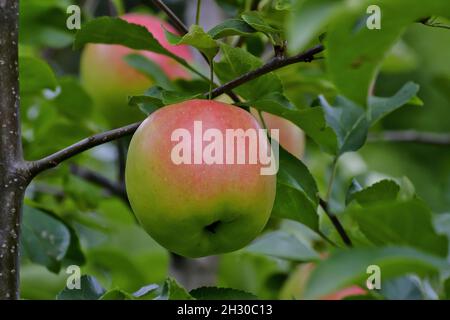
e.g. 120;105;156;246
195;0;202;26
209;60;214;100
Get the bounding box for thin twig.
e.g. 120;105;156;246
150;0;241;103
319;198;353;248
151;0;188;35
368;130;450;146
28;122;142;177
325;158;338;204
195;0;202;25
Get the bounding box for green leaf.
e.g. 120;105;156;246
57;275;106;300
23;201;86;268
214;44;283;101
241;11;280;34
21;205;71;273
304;246;450;299
319;95;369;155
246;231;319;262
349;199;449;257
124;54;173;90
74;17;197;77
369;82;421;125
207;19;257;39
347;179;400;206
444;278;450;300
100;289;135;300
244;94;337;154
155;278;194;300
272;148;319;230
165;24;218;61
128;95;164;115
19;56;57;94
190;287;258;300
326;0;450;106
275;0;293;10
133;284;160;299
129;86;202;115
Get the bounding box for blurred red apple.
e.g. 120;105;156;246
80;13;193;127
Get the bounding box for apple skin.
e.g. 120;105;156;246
250;109;305;160
80;13;193;127
125;99;277;258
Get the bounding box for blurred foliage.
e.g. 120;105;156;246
14;0;450;300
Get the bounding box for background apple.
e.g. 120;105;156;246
125;99;277;257
215;95;305;160
80;13;193;127
280;262;366;300
250;109;305;160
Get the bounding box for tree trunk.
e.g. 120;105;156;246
0;0;25;300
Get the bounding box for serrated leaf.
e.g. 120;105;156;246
19;56;58;94
247;231;319;261
165;24;218;61
319;95;369;155
304;246;450;299
74;17;197;77
133;284;159;299
369;82;421;125
57;275;106;300
347;179;400;206
349;199;448;257
125;54;173;89
21;205;71;273
207;19;257;39
271;148;319;230
100;289;135;300
155;278;194;300
190;287;258;300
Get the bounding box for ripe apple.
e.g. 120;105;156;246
80;13;193;127
250;109;305;160
125;99;277;257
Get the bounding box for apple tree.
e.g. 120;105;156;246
1;0;450;300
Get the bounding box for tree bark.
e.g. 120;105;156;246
0;0;26;300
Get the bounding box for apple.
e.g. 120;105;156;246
125;99;277;257
279;262;366;300
80;13;193;127
250;109;305;160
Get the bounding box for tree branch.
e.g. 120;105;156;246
28;122;141;177
210;44;324;98
0;0;26;300
28;44;324;176
368;130;450;146
319;198;353;248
